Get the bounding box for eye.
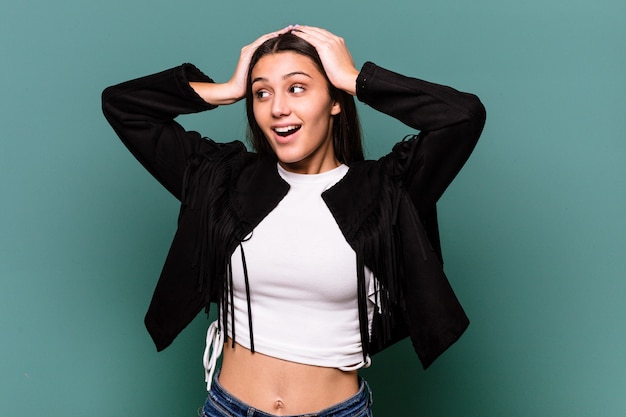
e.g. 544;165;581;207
255;89;270;100
289;84;305;94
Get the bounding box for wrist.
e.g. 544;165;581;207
342;67;360;96
189;81;243;106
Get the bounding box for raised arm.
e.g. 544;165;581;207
291;26;485;265
356;62;486;213
354;62;485;263
102;64;219;200
291;27;485;213
102;27;293;200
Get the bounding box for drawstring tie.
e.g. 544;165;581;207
203;320;223;391
339;355;372;371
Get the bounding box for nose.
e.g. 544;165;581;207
271;92;290;118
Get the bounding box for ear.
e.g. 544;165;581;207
330;100;341;116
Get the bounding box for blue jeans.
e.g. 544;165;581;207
201;375;373;417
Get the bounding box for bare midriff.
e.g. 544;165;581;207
218;338;360;416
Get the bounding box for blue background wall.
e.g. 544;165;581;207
1;0;624;415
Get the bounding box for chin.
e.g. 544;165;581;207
273;149;307;165
277;157;305;166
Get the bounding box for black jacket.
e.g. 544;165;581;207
102;61;486;369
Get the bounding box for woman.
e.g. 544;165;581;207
102;26;485;417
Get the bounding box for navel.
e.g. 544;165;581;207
273;399;285;410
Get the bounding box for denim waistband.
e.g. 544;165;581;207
202;372;373;417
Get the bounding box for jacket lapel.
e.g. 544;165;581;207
232;157;290;236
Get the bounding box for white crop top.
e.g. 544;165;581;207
203;164;377;390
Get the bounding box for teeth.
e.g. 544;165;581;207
273;125;301;137
274;125;299;133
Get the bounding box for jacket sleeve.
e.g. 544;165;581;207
356;62;486;214
101;64;222;200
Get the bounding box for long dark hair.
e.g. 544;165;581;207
245;32;364;164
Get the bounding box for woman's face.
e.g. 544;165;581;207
250;51;341;174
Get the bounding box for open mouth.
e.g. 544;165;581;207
273;125;301;137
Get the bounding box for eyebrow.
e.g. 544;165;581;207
251;71;313;85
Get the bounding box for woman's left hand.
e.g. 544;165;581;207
291;26;359;96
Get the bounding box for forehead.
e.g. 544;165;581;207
251;51;322;80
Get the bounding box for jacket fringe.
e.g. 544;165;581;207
180;143;245;326
351;133;426;355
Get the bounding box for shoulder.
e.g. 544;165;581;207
182;140;251;204
343;134;423;188
195;139;248;161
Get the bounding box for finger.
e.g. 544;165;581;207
254;25;294;44
232;29;286;81
291;27;348;57
290;30;331;54
292;27;352;63
294;25;334;38
241;26;291;56
290;27;327;45
292;26;340;44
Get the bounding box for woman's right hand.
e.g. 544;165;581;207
191;26;294;106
